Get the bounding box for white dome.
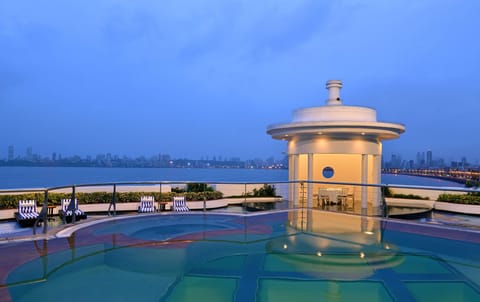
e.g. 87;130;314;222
266;80;404;141
293;106;377;123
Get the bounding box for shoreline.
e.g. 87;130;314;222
382;172;467;185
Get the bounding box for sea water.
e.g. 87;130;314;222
0;166;463;189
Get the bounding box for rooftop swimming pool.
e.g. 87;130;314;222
1;210;480;301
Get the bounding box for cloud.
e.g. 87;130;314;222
1;0;480;160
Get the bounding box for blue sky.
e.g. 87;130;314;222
1;0;479;163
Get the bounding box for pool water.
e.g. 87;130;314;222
420;211;480;230
3;210;480;301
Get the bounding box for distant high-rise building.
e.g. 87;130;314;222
8;146;14;161
416;151;425;168
389;154;402;168
408;159;415;169
26;147;33;160
52;152;57;161
426;150;433;167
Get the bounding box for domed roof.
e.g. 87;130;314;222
267;80;405;140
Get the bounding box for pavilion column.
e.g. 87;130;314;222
372;155;382;207
361;154;368;213
291;154;299;208
307;153;313;208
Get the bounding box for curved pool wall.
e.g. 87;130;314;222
3;210;480;302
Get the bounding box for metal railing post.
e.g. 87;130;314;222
64;186;76;224
203;183;206;212
108;184;117;216
381;184;388;218
34;190;49;235
43;190;49;234
159;183;162;212
71;186;77;223
300;182;305;208
243;183;247;211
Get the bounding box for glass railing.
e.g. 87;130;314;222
1;180;479;236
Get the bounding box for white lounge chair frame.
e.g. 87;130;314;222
60;198;87;221
172;196;189;212
15;200;40;227
138;196;156;213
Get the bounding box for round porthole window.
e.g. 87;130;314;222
322;166;334;178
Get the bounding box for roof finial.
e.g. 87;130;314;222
326;80;342;106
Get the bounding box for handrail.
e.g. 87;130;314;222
1;179;478;237
1;179;478;194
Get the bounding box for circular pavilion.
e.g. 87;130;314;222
267;80;405;213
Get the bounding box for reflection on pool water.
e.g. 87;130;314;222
3;210;480;301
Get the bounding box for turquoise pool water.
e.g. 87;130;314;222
4;211;480;301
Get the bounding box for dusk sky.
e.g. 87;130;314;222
1;0;479;163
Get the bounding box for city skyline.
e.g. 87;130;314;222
3;144;280;162
384;149;476;169
1;1;480;162
2;144;287;169
3;144;478;170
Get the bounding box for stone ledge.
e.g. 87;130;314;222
385;198;434;209
434;201;480;215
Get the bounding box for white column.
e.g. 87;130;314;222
361;154;368;211
372;155;382;207
307;153;313;208
292;154;299;208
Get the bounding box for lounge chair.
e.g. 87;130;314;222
15;200;41;227
172;196;189;212
138;196;156;213
59;198;87;223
